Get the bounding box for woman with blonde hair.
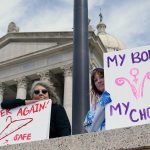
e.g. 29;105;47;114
1;80;71;138
84;68;111;132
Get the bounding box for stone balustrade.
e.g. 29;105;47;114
1;124;150;150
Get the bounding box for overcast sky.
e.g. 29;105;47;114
0;0;150;49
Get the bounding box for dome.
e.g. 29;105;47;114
99;33;125;51
97;12;125;52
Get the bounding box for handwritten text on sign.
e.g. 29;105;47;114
104;45;150;130
0;99;52;146
107;49;150;68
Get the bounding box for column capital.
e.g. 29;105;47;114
89;62;97;74
37;70;50;82
62;65;72;77
15;77;27;99
15;76;27;89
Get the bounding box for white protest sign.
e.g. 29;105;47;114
104;45;150;130
0;99;52;146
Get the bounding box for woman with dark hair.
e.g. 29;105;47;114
83;68;111;132
1;80;71;138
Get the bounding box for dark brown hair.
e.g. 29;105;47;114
91;68;104;95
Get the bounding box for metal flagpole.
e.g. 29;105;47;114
72;0;89;134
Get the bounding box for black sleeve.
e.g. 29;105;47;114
52;104;71;137
1;99;25;109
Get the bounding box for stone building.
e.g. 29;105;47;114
0;14;125;125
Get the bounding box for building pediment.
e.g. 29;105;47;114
0;32;73;64
0;42;58;62
0;31;106;68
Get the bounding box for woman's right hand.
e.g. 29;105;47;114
90;91;99;110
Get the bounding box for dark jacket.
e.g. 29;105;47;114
1;99;71;138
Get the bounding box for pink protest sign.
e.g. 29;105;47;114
104;45;150;130
0;99;52;146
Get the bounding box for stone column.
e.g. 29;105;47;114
0;83;4;107
63;65;72;126
16;77;27;99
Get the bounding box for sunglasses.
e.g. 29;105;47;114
34;89;48;95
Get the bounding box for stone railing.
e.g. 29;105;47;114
1;124;150;150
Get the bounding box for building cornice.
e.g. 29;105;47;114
0;31;73;48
